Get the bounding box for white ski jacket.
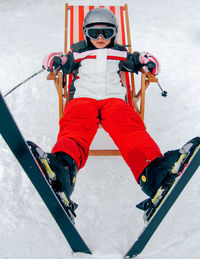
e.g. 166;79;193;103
73;48;127;100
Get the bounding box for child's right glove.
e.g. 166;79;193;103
42;52;68;72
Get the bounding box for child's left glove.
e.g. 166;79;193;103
42;52;68;72
139;52;160;76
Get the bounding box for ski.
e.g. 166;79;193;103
0;92;92;255
124;143;200;258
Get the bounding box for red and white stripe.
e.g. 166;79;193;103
73;48;127;63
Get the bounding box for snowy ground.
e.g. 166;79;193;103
0;0;200;258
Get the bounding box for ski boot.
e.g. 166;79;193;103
137;137;200;222
27;141;78;223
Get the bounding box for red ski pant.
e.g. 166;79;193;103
52;98;162;182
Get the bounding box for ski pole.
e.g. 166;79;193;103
142;61;167;97
4;69;44;97
157;82;167;97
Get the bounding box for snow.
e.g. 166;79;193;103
0;0;200;258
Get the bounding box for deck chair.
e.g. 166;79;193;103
47;4;159;156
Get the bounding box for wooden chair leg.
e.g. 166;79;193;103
57;72;64;119
140;72;146;120
47;72;64;119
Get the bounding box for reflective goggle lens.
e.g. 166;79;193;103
86;27;115;40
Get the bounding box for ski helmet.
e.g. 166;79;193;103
83;8;118;47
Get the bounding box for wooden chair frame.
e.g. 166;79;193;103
47;4;158;156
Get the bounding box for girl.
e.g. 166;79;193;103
29;8;199;213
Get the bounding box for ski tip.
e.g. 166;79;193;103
124;254;137;259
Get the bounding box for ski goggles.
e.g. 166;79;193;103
84;27;116;40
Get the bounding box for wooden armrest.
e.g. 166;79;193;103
139;69;158;83
146;72;158;82
47;72;58;80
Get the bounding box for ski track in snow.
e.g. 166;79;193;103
0;0;200;258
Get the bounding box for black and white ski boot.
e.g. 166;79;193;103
27;141;78;223
137;137;200;222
